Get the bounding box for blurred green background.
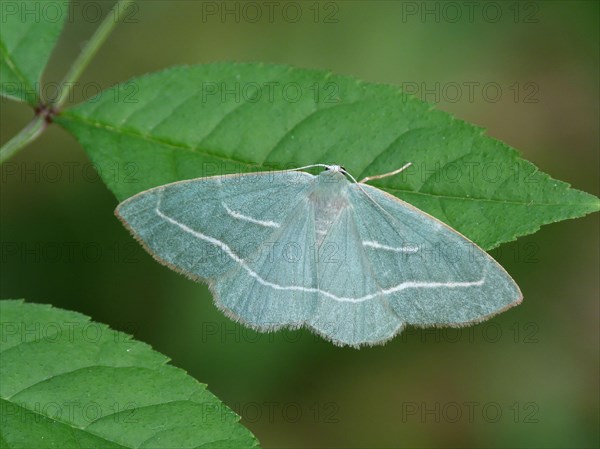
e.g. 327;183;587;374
1;1;598;448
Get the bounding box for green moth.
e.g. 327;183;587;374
115;164;522;347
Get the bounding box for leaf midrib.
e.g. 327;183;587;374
58;112;259;168
382;186;599;207
60;112;598;209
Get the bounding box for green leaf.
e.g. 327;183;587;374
55;63;599;250
0;300;260;449
0;0;68;105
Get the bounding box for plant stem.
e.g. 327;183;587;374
0;0;136;164
54;0;136;109
0;116;46;164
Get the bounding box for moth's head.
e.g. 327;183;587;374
324;165;348;178
319;164;349;184
324;165;346;174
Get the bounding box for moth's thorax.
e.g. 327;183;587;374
311;170;351;243
312;169;350;200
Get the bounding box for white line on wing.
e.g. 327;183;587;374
155;204;484;303
363;240;419;253
222;202;280;228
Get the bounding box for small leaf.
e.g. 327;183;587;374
55;63;599;249
0;0;68;105
0;299;260;449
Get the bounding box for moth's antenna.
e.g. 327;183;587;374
359;162;412;184
342;164;413;226
289;164;330;172
267;164;330;175
339;168;360;184
340;168;393;218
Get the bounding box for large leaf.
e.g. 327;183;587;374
55;63;599;250
0;300;260;449
0;0;68;105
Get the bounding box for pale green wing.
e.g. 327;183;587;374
306;204;404;347
348;183;522;326
115;171;314;282
213;195;319;328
